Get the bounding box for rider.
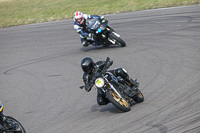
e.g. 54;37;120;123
0;101;4;122
81;57;139;105
73;11;100;47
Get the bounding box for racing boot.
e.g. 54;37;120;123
124;77;139;98
81;38;89;47
97;89;109;106
82;40;89;47
126;77;139;90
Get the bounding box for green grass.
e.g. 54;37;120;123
0;0;199;27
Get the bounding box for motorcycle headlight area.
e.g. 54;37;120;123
95;78;105;88
0;105;3;112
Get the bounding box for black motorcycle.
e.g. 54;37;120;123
0;101;26;133
85;17;126;47
80;57;144;112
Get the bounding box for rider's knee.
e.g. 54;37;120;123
114;68;128;78
97;97;109;105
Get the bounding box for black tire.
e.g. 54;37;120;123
6;116;26;133
133;89;144;103
108;32;126;47
106;90;130;112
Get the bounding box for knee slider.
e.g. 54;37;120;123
115;68;128;78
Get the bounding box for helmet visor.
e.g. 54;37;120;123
82;64;93;73
76;18;82;23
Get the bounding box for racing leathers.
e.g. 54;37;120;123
74;14;99;47
82;60;139;105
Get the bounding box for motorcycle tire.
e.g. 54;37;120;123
106;90;130;112
108;32;126;47
133;89;144;103
6;116;26;133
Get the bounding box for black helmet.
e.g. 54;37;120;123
81;57;95;74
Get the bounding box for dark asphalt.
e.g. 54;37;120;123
0;5;200;133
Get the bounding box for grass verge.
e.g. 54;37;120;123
0;0;200;27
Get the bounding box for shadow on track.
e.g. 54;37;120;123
80;45;124;52
91;104;123;113
90;102;138;113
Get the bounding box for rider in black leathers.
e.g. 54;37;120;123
81;57;139;105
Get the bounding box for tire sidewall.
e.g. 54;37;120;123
108;32;126;47
133;89;144;103
6;116;26;133
106;90;130;112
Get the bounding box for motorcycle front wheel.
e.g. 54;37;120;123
106;90;130;112
108;32;126;47
6;116;26;133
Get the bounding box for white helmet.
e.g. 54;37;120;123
73;11;84;25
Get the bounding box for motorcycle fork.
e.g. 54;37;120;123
107;82;123;99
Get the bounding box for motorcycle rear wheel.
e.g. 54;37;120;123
133;89;144;103
106;90;130;112
6;116;26;133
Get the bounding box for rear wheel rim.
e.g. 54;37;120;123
137;92;143;98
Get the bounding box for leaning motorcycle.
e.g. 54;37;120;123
0;101;26;133
80;57;144;112
85;17;126;47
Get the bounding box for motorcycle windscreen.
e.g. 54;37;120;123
87;18;101;30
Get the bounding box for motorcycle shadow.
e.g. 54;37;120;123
80;45;122;52
91;102;137;113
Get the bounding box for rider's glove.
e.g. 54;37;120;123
100;16;104;19
85;82;93;92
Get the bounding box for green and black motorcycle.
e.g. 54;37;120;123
85;17;126;47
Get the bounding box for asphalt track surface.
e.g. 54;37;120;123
0;5;200;133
